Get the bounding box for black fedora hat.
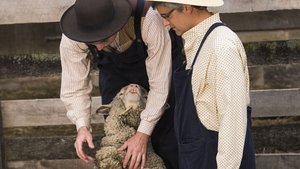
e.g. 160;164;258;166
60;0;132;43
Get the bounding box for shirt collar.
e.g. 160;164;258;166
182;13;221;41
181;13;221;65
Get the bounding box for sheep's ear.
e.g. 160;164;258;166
164;103;170;110
96;104;112;116
140;87;148;100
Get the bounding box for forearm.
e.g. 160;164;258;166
60;34;93;130
137;40;172;135
137;85;169;135
62;95;92;130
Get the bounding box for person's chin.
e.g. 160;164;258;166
173;29;182;36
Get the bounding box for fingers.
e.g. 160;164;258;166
120;143;141;169
119;133;149;169
141;153;146;169
123;151;140;169
122;143;130;168
74;140;89;162
128;153;136;169
118;142;128;151
127;153;143;169
118;142;129;168
133;153;142;169
131;153;146;169
74;127;95;163
86;135;95;149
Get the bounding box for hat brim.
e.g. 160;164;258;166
60;0;132;43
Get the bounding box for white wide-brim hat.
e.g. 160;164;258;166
148;0;224;7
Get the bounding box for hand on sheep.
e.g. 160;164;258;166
75;126;95;163
118;131;149;169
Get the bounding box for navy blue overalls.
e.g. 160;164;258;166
88;1;181;168
151;29;184;169
173;23;256;169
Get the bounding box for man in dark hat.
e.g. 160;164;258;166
59;0;181;168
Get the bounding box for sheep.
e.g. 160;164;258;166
94;84;166;169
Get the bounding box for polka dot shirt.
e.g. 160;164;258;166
182;13;250;169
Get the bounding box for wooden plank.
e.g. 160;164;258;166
252;123;300;153
255;153;300;169
1;88;300;128
0;0;76;24
0;104;6;169
5;134;103;161
221;10;300;32
1;97;103;128
4;123;299;161
5;154;300;169
249;64;300;90
237;29;300;43
250;88;300;117
7;159;95;169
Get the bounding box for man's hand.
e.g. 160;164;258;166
118;132;149;169
74;126;95;163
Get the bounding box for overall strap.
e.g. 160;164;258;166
134;0;145;42
190;22;224;69
134;0;148;57
87;43;101;60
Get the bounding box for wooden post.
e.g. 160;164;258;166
0;104;6;169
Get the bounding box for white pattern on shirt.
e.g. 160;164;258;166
182;13;250;169
59;7;172;136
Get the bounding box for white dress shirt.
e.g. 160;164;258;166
59;7;172;136
182;13;250;169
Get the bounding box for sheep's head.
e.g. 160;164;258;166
118;84;147;110
96;84;148;117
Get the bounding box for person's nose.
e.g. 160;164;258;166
163;19;170;26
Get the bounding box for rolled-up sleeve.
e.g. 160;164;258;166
137;8;172;135
59;34;93;131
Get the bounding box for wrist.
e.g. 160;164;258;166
136;131;149;142
137;120;156;135
77;126;91;133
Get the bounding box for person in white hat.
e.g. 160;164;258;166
148;0;256;168
59;0;183;168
